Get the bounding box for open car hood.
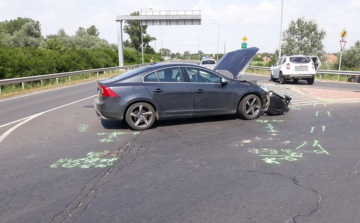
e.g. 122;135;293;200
214;47;259;79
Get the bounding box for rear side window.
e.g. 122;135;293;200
290;57;311;64
157;68;184;82
143;72;158;82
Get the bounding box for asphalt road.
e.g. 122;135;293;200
1;74;360;223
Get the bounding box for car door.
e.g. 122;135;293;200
310;56;321;71
143;67;193;117
183;67;234;115
271;58;282;78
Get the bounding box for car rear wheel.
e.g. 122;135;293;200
238;94;261;120
125;102;156;130
279;73;286;84
307;77;314;85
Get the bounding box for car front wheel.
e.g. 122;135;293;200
238;94;261;120
125;102;156;130
279;73;286;84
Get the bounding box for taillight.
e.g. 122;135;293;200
100;85;119;97
286;63;290;69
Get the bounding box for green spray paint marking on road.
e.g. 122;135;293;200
327;111;331;117
296;141;307;150
266;124;277;133
289;106;301;110
311;127;315;133
98;131;140;143
322;125;326;132
248;140;329;164
78;124;89;132
256;120;284;123
50;150;119;169
316;111;319;117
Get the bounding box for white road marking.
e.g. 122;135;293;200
0;95;96;144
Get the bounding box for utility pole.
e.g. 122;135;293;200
278;0;284;59
194;37;200;60
212;23;220;61
140;8;152;64
161;32;166;59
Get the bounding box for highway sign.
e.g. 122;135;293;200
242;36;247;42
241;43;247;49
340;29;347;39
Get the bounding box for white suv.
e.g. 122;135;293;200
270;55;321;85
200;59;217;70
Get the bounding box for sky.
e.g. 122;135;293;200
0;0;359;55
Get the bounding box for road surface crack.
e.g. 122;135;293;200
238;170;321;223
49;134;148;223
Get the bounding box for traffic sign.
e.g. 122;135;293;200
340;29;347;39
241;43;247;49
242;36;247;42
340;40;346;52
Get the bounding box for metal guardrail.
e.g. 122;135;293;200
248;66;360;76
1;63;359;93
0;64;149;93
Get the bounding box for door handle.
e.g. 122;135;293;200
195;89;204;93
152;88;164;93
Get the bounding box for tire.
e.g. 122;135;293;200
238;94;261;120
279;73;286;84
270;73;276;81
307;77;314;85
125;102;156;130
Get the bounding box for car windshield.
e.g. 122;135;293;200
290;57;311;64
201;60;216;65
109;66;149;81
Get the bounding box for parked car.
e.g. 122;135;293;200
94;47;270;130
200;58;217;70
270;55;321;84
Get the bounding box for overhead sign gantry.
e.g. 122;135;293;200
116;10;202;66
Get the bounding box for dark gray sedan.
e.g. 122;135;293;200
94;47;270;130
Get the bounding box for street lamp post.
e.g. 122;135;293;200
194;37;200;60
161;32;167;59
212;23;220;61
278;0;284;59
140;8;152;64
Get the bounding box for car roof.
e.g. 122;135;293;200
144;62;200;70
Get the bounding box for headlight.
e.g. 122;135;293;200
260;85;269;93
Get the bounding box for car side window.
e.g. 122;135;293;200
143;72;158;82
156;68;184;82
184;68;221;83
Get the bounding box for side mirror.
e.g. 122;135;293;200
221;78;229;85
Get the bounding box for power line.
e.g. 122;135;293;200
161;42;221;47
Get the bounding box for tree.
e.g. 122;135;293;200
160;48;171;57
281;17;326;59
183;51;190;58
0;17;33;35
339;40;360;70
86;25;99;37
11;20;44;47
123;11;156;52
75;27;86;37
